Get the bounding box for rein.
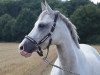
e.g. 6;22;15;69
25;13;80;75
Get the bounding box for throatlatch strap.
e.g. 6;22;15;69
44;38;52;58
37;14;58;57
47;38;52;49
37;46;43;56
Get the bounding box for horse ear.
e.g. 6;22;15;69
41;2;46;11
45;1;54;13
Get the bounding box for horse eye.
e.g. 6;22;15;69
38;24;45;28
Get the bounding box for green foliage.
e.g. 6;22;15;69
12;8;35;41
0;3;6;16
87;35;100;44
97;3;100;8
0;1;22;17
5;1;22;17
2;18;16;41
70;4;100;44
0;0;99;44
64;0;90;17
0;14;13;41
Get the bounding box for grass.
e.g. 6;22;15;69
0;43;57;75
0;43;100;75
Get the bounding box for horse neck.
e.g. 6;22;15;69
57;43;79;75
56;19;80;74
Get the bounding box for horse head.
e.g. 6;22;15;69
19;2;61;57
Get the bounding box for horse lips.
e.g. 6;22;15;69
20;50;32;58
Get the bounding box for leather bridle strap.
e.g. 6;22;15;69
25;14;58;56
37;14;58;56
38;14;58;45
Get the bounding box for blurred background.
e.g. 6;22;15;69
0;0;100;75
0;0;100;44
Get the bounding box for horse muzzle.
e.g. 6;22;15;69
19;38;38;57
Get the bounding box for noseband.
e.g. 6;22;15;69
25;13;58;56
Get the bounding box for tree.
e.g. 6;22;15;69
0;14;12;41
0;2;6;16
97;3;100;8
64;0;91;17
0;0;99;44
5;1;22;17
70;4;100;44
2;18;16;41
12;8;36;41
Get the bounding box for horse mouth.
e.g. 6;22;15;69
20;50;32;58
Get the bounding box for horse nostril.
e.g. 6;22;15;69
20;46;23;50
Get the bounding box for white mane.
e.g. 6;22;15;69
58;11;80;48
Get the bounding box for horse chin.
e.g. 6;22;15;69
20;50;32;58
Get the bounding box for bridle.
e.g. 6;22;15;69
24;13;80;75
25;13;58;56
